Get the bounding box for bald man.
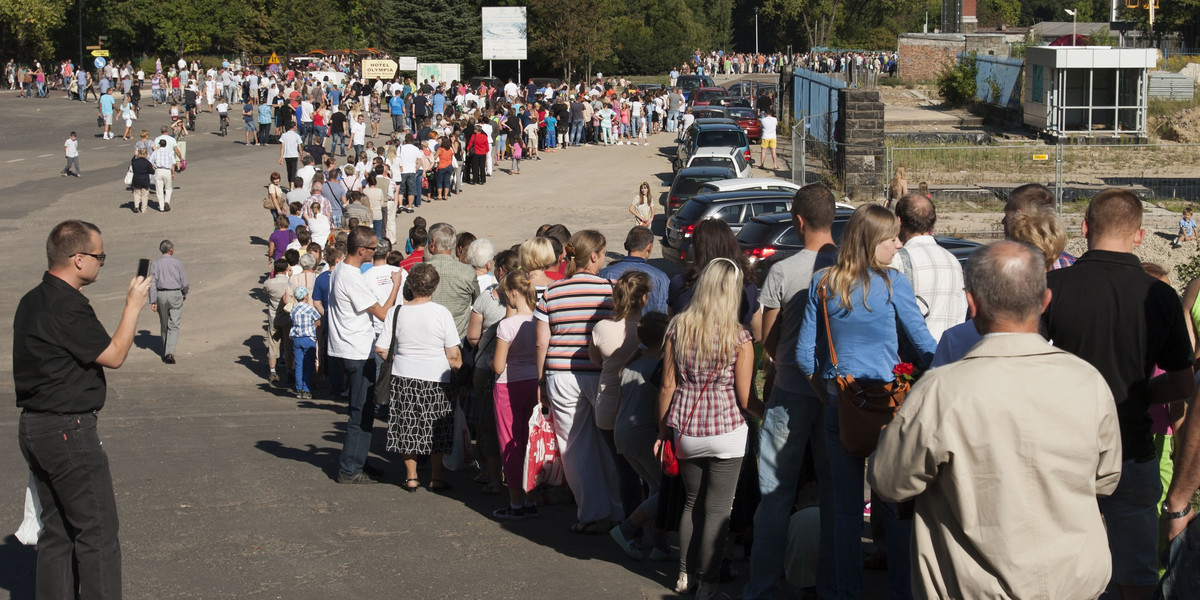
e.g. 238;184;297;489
889;192;967;341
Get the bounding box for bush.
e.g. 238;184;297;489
1177;249;1200;284
936;53;977;107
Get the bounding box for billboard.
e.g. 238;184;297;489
482;6;527;60
417;63;462;85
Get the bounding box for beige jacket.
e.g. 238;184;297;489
868;333;1122;600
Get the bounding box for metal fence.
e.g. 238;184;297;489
793;68;845;144
789;138;1200;209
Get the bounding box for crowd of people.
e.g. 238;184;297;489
675;49;898;80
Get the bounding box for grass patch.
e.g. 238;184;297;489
1149;94;1200;119
623;75;670;86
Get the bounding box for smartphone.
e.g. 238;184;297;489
137;259;150;279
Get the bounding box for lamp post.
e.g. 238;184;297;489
1064;8;1077;45
78;0;83;73
755;8;760;56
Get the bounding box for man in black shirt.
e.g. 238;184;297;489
15;220;151;599
1042;188;1194;599
330;109;347;157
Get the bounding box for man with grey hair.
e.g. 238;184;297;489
869;241;1122;599
889;192;966;342
425;222;478;339
149;239;189;364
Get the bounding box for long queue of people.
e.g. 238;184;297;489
260;173;1200;599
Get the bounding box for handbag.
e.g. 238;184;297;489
816;278;910;458
263;185;278;210
373;305;402;407
124;166;134;186
659;369;713;477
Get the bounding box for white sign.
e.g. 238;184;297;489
417;63;462;86
482;6;527;60
397;56;417;71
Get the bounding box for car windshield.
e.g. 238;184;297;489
728;108;755;120
678;77;707;91
693;90;727;104
696;131;745;148
691;157;733;169
674;175;727;198
736;219;776;245
675;199;713;221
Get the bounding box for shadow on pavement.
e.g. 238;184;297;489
0;534;35;599
133;329;160;353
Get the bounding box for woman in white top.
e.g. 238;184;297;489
375;263;463;493
304;204;331;250
629;182;654;228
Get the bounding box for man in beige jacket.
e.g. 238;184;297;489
869;240;1122;599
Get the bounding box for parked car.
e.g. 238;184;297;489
665;166;736;213
727;106;762;141
697;178;856;210
683;147;752;179
691;106;729;120
675;122;751;171
633;83;664;93
676;75;715;101
689;87;733;107
726;81;778;100
662;190;797;264
737;211;982;279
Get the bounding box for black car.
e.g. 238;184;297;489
661;191;797;264
665;166;737;214
737;211;982;279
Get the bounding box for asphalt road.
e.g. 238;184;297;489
0;89;756;600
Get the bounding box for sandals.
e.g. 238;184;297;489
427;480;452;492
402;478;420;493
570;520;608;535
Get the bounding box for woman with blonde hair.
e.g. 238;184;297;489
535;230;623;534
517;237;559;296
629;182;654;228
887;166;908;209
796;203;936;599
656;258;762;598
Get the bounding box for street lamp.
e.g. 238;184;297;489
755;8;760;56
1064;8;1077;45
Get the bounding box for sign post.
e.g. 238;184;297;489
482;6;527;81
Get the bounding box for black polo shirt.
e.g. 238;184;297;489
14;272;112;413
1042;250;1192;460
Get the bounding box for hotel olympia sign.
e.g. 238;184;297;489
482;6;528;61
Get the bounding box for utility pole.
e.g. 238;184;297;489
755;8;760;56
78;0;83;72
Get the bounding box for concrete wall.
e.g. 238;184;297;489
836;89;885;199
964;33;1009;58
898;34;965;82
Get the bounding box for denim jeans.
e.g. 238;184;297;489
1157;516;1200;599
399;172;419;205
436;166;453;193
331;132;345;156
570;120;584;146
744;387;834;599
390;114;403;132
667;109;680;132
824;400;912;600
337;358;376;476
292;336;316;392
1099;457;1163;586
414;170;424;206
19;411;122;599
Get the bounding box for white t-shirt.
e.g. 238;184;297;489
364;264;404;335
398;144;422;173
297;165;316;192
375;302;460;383
327;261;381;360
350;120;366;145
307;213;331;249
761;115;778;140
280;130;303;159
64;138;78;158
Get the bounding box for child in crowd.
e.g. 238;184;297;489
490;270;541;520
1174;207;1195;248
510;138;523;175
288;286;320;399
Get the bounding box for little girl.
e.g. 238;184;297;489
630;182;653;227
510;138;523;175
491;270;540;520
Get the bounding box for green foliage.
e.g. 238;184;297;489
985;75;1002;103
977;0;1020;27
0;0;70;57
1175;249;1200;285
937;52;977;107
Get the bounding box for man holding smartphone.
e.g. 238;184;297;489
148;240;189;364
14;220;151;599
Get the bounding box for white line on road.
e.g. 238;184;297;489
37;153;52;157
91;146;106;150
7;158;24;163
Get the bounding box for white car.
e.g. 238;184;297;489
683;147;752;179
699;178;855;209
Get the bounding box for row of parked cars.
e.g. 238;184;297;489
658;94;980;279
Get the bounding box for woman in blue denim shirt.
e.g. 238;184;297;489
795;204;936;600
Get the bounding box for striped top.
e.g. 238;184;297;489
535;273;613;373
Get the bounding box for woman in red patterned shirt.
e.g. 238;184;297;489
655;258;763;598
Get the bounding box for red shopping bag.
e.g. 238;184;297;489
523;407;565;492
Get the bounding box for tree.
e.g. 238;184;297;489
528;0;613;81
0;0;71;58
977;0;1021;27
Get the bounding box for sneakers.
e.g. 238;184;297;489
674;573;693;594
336;471;377;484
649;547;680;561
609;525;643;560
493;505;538;521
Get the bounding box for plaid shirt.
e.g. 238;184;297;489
890;235;968;342
666;328;752;437
289;302;319;339
1052;251;1078;270
302;193;332;218
149;147;175;170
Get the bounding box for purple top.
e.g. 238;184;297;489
269;229;294;260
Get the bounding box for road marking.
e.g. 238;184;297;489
37;153;52;157
92;146;106;150
7;158;24;163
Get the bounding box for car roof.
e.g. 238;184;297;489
690;190;798;203
690;146;741;158
694;87;728;93
749;208;856;224
703;178;801;191
691;122;743;132
675;166;738;178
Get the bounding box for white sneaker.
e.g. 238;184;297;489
674;573;691;594
609;526;644;560
616;141;623;145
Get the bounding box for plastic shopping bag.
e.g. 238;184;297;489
441;401;474;471
523;407;566;492
15;471;42;546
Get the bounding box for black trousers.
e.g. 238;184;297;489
470;153;486;185
19;411;122;599
284;157;298;184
